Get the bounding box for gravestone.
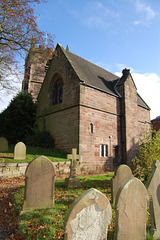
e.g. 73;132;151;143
111;164;133;204
22;155;55;211
65;148;81;188
114;177;148;240
146;160;160;239
64;188;112;240
0;137;8;152
14;142;26;160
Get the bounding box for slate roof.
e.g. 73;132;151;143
151;116;160;121
59;44;119;97
58;44;150;110
137;94;150;110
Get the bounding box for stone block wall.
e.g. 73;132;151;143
116;70;151;164
138;105;151;137
45;106;79;152
37;46;80;153
0;163;28;178
79;85;121;165
0;162;112;178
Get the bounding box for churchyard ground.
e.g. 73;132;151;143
0;145;68;163
0;147;153;240
0;174;152;240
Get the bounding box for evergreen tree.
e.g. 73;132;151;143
0;92;37;143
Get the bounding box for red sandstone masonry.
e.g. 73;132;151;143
79;85;121;165
152;118;160;131
37;46;80;152
23;46;53;101
37;46;151;166
117;74;150;163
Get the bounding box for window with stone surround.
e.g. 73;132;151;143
100;144;108;157
51;75;63;105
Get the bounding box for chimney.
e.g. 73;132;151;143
122;68;130;77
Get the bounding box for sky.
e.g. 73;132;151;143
0;0;160;120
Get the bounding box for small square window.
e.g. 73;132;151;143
100;144;108;157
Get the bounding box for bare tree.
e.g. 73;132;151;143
0;0;54;92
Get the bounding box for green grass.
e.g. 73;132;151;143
0;145;68;163
13;174;153;240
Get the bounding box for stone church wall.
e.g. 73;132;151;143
117;71;151;164
36;46;151;166
137;106;151;137
44;106;79;152
79;85;121;166
37;47;80;152
122;74;139;163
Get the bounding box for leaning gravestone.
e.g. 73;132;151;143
114;177;148;240
22;156;55;212
64;188;112;240
14;142;26;160
111;164;133;204
0;137;8;152
146;160;160;239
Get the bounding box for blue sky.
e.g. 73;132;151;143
1;0;160;119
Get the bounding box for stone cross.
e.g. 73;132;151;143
65;148;81;188
67;148;80;178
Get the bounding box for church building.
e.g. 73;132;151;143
23;43;151;168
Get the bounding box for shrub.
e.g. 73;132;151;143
131;129;160;182
26;129;55;148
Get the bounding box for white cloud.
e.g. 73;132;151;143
133;0;156;25
115;71;160;120
79;1;119;28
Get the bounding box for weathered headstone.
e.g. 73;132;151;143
114;177;148;240
14;142;26;160
146;160;160;239
22;156;55;211
65;148;81;188
64;188;112;240
0;137;8;152
111;164;133;204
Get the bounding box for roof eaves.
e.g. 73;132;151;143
57;43;85;83
113;78;122;98
137;93;150;110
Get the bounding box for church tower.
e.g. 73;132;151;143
22;45;53;101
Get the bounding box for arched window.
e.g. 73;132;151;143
52;76;63;105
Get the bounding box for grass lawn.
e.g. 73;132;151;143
13;174;153;240
0;145;68;163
